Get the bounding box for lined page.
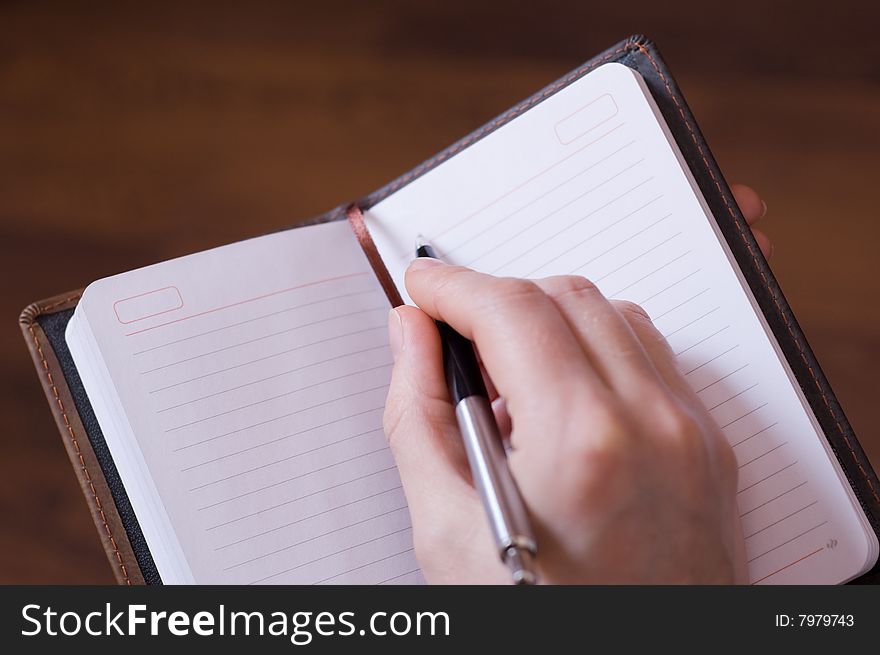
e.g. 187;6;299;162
364;63;877;584
68;220;421;584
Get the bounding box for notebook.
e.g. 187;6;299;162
26;37;880;585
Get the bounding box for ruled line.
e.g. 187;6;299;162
225;506;409;571
494;183;661;275
720;402;768;429
214;486;404;550
154;345;390;409
176;406;384;461
312;548;416;585
662;305;719;339
652;288;710;321
674;326;730;357
608;251;692;298
638;269;702;305
521;196;665;277
514;208;671;278
731;422;778;448
751;547;825;585
747;521;828;564
695;363;749;394
402;121;627;255
172;386;385;446
744;500;818;540
132;288;380;355
196;447;391;511
443;138;638;258
738;441;789;469
247;527;413;584
140;306;386;374
466;161;649;269
164;365;391;429
124;271;370;337
147;330;388;394
206;466;398;530
684;344;739;376
377;569;421;585
706;382;759;412
740;481;809;518
737;460;798;495
188;428;385;491
591;232;683;281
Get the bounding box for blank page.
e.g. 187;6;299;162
364;63;877;584
67;220;420;584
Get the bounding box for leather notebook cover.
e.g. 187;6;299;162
19;35;880;585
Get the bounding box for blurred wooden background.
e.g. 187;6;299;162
1;0;878;583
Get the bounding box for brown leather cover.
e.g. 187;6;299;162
20;291;142;585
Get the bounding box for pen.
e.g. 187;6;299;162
415;236;539;585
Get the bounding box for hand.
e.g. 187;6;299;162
731;184;771;259
383;185;768;584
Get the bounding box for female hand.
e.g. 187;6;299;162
382;185;768;584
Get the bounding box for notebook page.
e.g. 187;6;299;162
67;220;421;584
364;63;877;584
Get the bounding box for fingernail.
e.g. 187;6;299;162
388;307;403;361
760;200;768;218
408;256;444;271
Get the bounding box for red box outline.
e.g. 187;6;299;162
113;286;184;325
553;93;619;146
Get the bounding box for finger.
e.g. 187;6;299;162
731;183;766;226
387;307;512;584
405;258;604;419
384;306;475;522
478;356;499;402
614;300;741;480
532;275;668;404
751;227;774;260
611;299;700;406
492;396;512;445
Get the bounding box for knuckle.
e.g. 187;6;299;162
563;404;631;471
715;434;739;485
382;394;408;448
654;400;706;451
544;275;602;302
493;277;544;305
430;266;470;312
613;299;651;322
558;405;638;509
383;386;453;449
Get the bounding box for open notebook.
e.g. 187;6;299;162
65;59;878;585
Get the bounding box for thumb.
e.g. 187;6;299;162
385;306;510;583
383;306;473;525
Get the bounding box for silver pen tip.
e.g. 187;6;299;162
504;546;538;585
415;234;430;250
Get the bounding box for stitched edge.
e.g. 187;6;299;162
20;292;82;325
24;295;133;585
633;43;879;509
